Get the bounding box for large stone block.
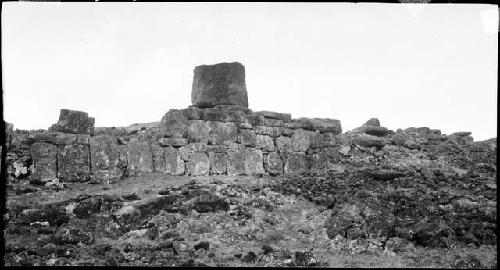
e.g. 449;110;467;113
244;148;265;176
160;109;189;138
49;109;95;135
254;126;283;138
238;129;257;147
30;142;58;184
291;129;314;152
159;137;189;147
209;152;227;175
256;134;276;152
127;141;153;176
163;146;185;175
178;143;208;161
264;152;283;176
187;120;209;144
57;144;91;182
152;145;167;173
286;118;342;134
187;152;210;176
227;144;246;176
254;111;292;123
276;136;292;154
27;132;90;146
207;121;237;145
309;147;341;172
351;134;386;148
90;135;125;182
284;152;308;174
191;62;248;108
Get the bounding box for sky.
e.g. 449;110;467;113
2;2;498;141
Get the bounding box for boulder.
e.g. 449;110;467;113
264;152;283;176
276;136;292;154
352;126;390;137
160;109;189;138
244;148;265;176
49;109;95;135
362;118;380;127
30;142;58;184
187;152;210;176
191;62;248;108
351;134;386;148
57;144;91;182
127;141;153;176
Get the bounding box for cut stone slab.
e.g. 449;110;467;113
351;134;387;148
256;134;276;152
187;152;210;176
254;111;292;123
207;121;237;145
163;146;185;175
227;144;246;176
187;120;209;144
286;118;342;134
49;109;95;135
351;126;390;137
244;148;265;176
57;144;91;182
291;129;314;152
191;62;248;108
127;141;153;176
30;142;58;184
254;126;283;138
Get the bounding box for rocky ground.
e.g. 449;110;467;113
4;171;497;268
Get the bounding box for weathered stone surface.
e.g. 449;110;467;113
178;143;208;161
90;135;125;182
209;152;227;175
351;134;386;148
27;132;90;145
244;148;265;176
160;109;189;138
276;136;292;154
151;145;166;173
284;152;308;174
191;62;248;108
362;118;381;127
159;137;189;147
263;118;284;127
49;109;95;135
57;144;91;182
187;120;209;144
264;152;283;176
291;129;313;152
163;146;185;175
227;144;246;176
30;142;58;184
127;141;153;176
352;126;390;137
254;111;292;123
187;152;210;176
254;126;283;137
207;121;237;145
238;129;257;147
255;135;276;152
286;118;342;134
309;147;341;172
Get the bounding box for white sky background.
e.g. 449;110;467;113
2;3;498;141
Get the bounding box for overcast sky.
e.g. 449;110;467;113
2;3;498;140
